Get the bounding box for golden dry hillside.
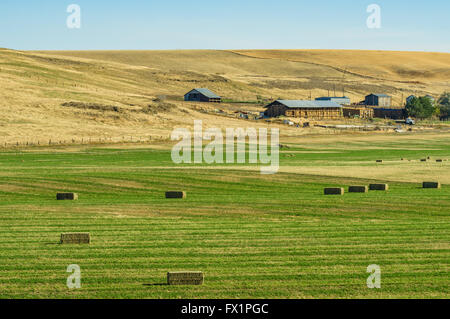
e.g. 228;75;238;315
232;50;450;82
0;48;449;143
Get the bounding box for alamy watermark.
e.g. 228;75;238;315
171;121;279;174
67;4;81;29
366;264;381;289
67;264;81;289
366;4;381;29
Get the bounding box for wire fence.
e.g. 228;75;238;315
1;135;171;149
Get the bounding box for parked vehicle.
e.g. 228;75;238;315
405;118;415;125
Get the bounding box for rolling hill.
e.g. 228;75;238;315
0;48;449;143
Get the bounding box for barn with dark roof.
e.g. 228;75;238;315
184;88;221;103
365;94;391;107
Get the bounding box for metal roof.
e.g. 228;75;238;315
316;96;350;100
315;97;351;105
367;93;391;98
186;88;221;99
274;100;342;109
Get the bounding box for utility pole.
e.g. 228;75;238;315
341;67;347;98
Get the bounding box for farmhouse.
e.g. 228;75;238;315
315;96;351;106
365;94;392;107
184;88;221;103
264;100;342;119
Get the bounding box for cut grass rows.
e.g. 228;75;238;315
0;141;449;298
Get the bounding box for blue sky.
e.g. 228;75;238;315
0;0;449;51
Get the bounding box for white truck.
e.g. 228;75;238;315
405;118;415;125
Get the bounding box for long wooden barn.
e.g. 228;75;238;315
264;100;343;119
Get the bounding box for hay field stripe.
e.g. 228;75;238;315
0;141;449;298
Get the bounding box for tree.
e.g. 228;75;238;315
405;96;436;119
438;92;450;119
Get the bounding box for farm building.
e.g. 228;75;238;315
184;88;221;103
315;96;351;106
343;107;374;119
264;100;342;119
372;107;406;120
365;94;392;107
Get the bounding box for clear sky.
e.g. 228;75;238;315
0;0;449;52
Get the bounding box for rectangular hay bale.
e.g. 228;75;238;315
369;184;389;191
324;188;344;195
57;193;78;200
165;191;186;199
60;233;90;244
436;159;443;163
423;182;441;189
376;160;383;163
167;272;204;285
349;186;368;193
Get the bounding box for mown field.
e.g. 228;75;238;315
0;134;449;299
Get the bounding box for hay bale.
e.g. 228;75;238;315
167;272;204;285
349;186;368;193
57;193;78;200
165;191;186;199
420;159;428;162
436;159;443;163
369;184;389;191
324;188;344;195
60;233;90;244
423;182;441;189
376;160;383;163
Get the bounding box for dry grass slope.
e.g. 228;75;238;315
0;49;449;143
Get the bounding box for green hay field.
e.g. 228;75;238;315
0;134;449;299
